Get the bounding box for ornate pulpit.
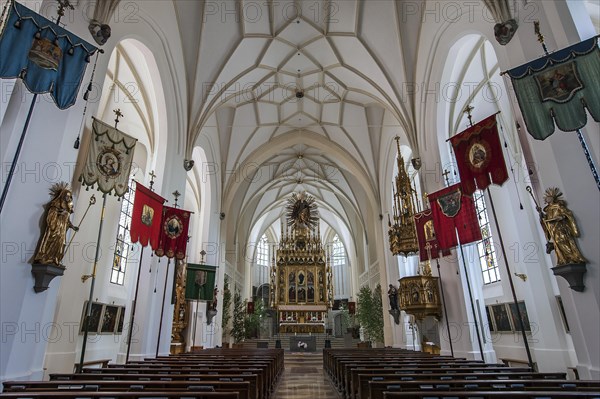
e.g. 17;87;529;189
398;273;441;320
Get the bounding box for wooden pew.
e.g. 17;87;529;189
342;365;532;398
121;362;274;389
125;359;277;387
356;372;567;399
72;358;111;372
369;379;600;399
47;373;260;399
382;391;600;398
84;366;270;397
0;392;240;399
2;349;282;399
3;379;252;399
324;349;453;381
163;348;284;381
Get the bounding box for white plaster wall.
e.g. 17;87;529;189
0;0;102;380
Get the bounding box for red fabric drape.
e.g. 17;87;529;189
130;182;166;249
414;210;451;261
449;114;509;195
154;206;191;260
428;184;482;250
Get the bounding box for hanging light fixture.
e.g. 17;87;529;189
388;137;419;256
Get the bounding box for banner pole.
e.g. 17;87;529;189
435;259;454;357
126;246;144;363
457;239;485;361
0;94;37;214
77;192;107;373
486;188;535;369
192;300;198;348
156;258;171;357
575;129;600;191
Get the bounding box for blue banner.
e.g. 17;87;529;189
0;1;98;109
506;36;600;140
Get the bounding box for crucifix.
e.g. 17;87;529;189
172;190;181;208
113;108;124;128
442;169;451;186
464;105;474;127
200;250;206;264
55;0;74;25
149;170;157;191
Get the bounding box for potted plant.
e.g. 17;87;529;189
338;302;352;333
244;298;265;339
231;288;245;348
356;284;384;347
370;284;385;346
221;278;232;348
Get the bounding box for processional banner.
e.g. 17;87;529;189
79;117;137;197
130;182;166;249
414;210;451;261
506;35;600;140
428;184;482;250
185;263;217;301
154;206;191;260
449;114;509;195
0;0;98;109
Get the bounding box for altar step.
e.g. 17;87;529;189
239;333;361;350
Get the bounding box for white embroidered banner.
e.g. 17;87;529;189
79;117;137;197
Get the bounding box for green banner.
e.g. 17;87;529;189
185;264;217;301
507;36;600;140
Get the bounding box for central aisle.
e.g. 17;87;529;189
272;352;340;398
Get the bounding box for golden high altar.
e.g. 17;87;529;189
270;192;333;334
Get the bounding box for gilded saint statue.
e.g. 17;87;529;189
33;182;78;266
541;188;587;266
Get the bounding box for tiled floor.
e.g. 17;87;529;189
272;352;340;398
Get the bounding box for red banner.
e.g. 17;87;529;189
428;184;482;250
449;114;508;195
247;301;254;314
154;206;191;259
130;182;166;249
414;210;451;261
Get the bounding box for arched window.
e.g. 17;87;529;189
331;234;348;298
110;177;135;285
254;234;270;289
473;191;500;284
256;234;269;267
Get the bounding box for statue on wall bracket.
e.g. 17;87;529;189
31;183;94;293
528;186;588;292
